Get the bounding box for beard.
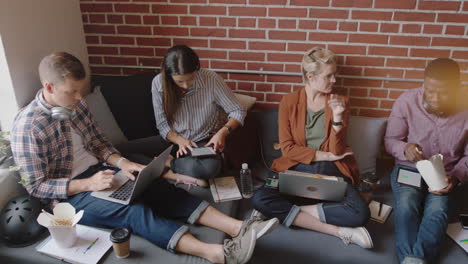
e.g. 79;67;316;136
422;100;448;117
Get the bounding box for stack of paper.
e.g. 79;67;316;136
209;176;242;203
446;222;468;253
369;200;393;224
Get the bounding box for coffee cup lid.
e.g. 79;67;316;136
110;227;130;243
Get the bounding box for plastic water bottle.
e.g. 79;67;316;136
240;163;253;198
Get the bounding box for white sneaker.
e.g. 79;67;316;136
338;227;373;249
249;209;266;221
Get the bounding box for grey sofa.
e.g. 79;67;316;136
0;72;466;264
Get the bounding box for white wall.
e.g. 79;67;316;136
0;0;88;131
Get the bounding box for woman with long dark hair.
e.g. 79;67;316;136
152;45;246;186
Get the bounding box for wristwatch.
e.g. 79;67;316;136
224;125;232;134
332;120;343;126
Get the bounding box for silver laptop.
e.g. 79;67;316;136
279;170;347;202
91;146;172;205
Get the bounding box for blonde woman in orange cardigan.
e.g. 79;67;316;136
251;47;373;249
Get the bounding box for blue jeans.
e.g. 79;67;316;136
252;161;369;227
390;164;451;262
65;165;209;252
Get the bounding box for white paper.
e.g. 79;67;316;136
209;176;242;203
416;154;448;191
446;222;468;253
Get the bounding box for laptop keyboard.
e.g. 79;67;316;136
109;180;135;201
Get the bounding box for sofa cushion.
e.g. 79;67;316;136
253;109;282;168
85;86;128;146
91;72;159;140
347;116;387;174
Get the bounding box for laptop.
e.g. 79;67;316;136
279;170;347;202
91;146;172;205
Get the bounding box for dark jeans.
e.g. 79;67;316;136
171;139;222;179
65;165;209;252
252;161;369;227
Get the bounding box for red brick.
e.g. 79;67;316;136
288;43;319;52
211;60;246;70
200;17;217;26
389;90;405;99
266;93;286;102
339;22;357;31
464;1;468;11
309;8;349;19
89;56;102;65
418;0;461;11
345;78;383;87
231;73;265;82
270;30;306;41
138;58;162;67
152;5;187;14
370;89;389;98
255;83;273;92
210;0;246;3
117;26;151;35
350;88;368;97
85;36;99;44
352;11;392;20
431;37;468;47
267;53;303;62
309;32;347;42
328;45;366;55
191;28;226;37
230;7;266;16
410;48;450;58
337;66;362;76
380;23;399;33
331;0;372;8
230;51;265;61
380;100;395;109
196;50;227;59
270;8;308;18
387;59;426;69
161;16;179;25
402;24;421;33
350;98;379;108
230;29;265;39
125;15;142;24
298;20;317;30
267;75;302;83
358;109;390;118
237;82;255;91
319;21;337;30
142;15;159;25
438;13;468;23
83;25;115;34
445;25;465;35
423;24;442;34
155;48;169;56
275;84;292;93
102;36;135;45
375;0;416;9
153;27;189;36
174;38;208;47
190;5;226;15
115;4;150;13
290;0;329;6
365;68;404;78
211;39;246;49
384;81;420;89
180;16;197;26
249;41;286;51
453;51;468;60
82;15;88;24
279;20;297;29
219;17;236;27
238;18;256;27
394;12;435;22
347;56;384;67
259;19;276;28
405;70;424;80
349;34;388;44
171;0;206;2
359;22;378;32
285;64;301;73
107;15;123;24
104;57;137;65
89;14;105;23
251;0;287;4
80;3;113;13
137;37;171;46
247;63;284;72
120;47;154;56
390;36;430;46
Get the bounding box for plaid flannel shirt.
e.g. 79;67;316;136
11;90;118;204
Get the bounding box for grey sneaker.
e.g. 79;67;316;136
338;227;373;249
249;209;266;220
224;229;256;264
237;216;279;240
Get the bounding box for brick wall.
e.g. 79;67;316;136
80;0;468;117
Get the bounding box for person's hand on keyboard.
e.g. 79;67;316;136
119;159;145;181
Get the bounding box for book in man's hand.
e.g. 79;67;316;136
209;176;242;203
369;200;393;224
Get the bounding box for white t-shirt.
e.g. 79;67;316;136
71;127;99;178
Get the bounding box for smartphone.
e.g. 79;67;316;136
191;147;216;157
460;214;468;230
265;176;279;189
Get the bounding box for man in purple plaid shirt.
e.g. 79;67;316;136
10;52;279;264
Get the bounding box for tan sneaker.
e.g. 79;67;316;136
338;227;373;249
224;229;256;264
236;216;279;240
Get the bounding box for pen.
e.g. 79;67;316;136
83;237;99;254
378;202;383;217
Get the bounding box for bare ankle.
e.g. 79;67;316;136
206;245;224;264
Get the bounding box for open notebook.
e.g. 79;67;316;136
369;200;393;224
209;176;242;203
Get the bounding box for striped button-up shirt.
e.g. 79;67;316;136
152;68;246;142
385;87;468;183
11;90;118;202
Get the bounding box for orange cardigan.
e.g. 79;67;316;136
271;88;360;184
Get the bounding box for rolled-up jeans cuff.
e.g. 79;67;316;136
167;225;189;253
317;203;327;223
283;205;301;227
187;200;210;224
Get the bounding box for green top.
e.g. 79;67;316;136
305;108;326;149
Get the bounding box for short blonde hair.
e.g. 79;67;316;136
38;52;85;85
301;47;336;82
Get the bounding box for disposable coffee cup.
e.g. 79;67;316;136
110;227;131;258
